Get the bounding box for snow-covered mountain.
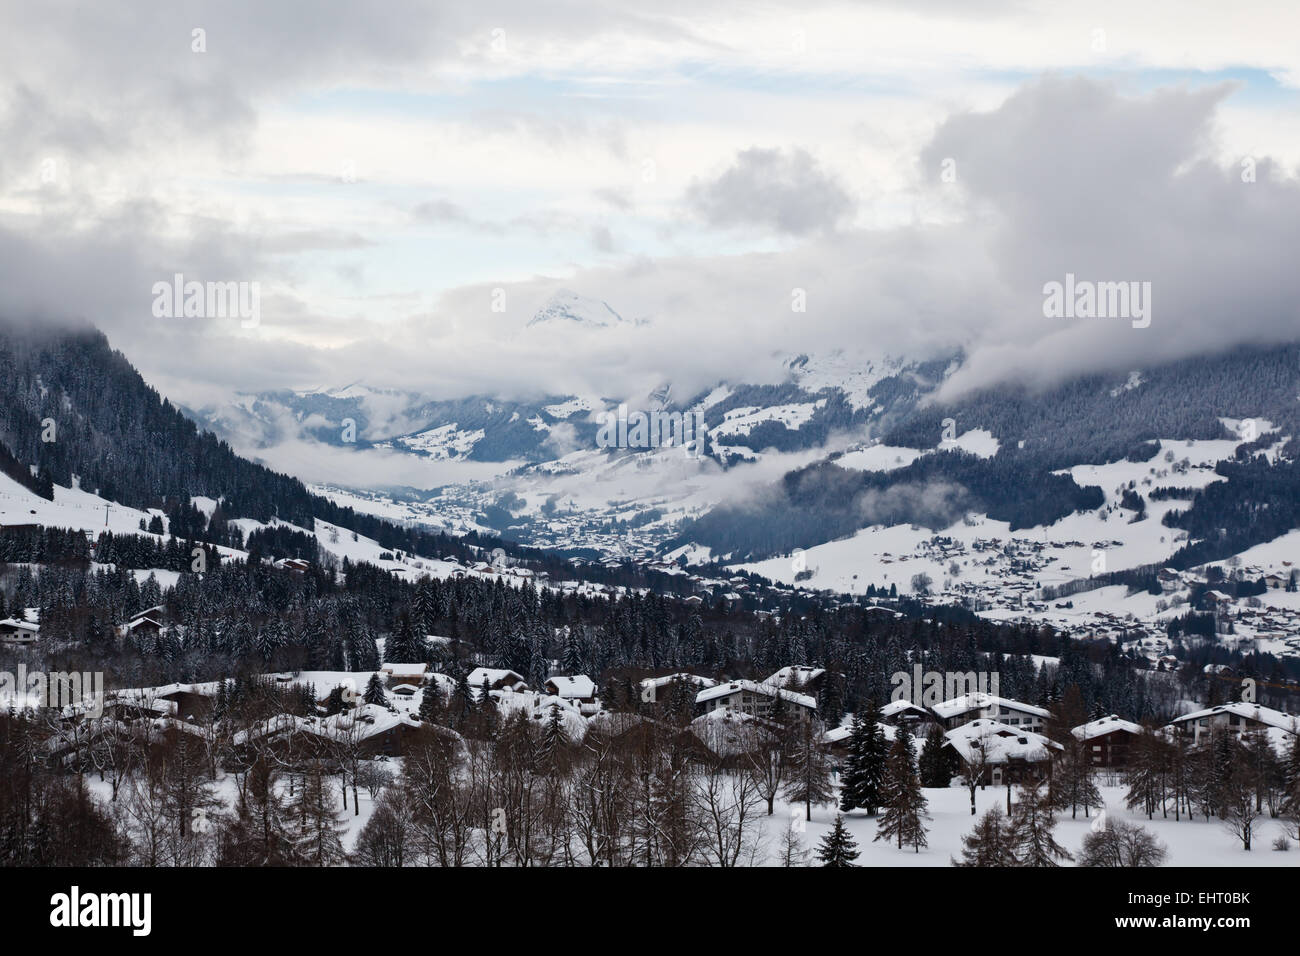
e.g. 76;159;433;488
525;289;630;329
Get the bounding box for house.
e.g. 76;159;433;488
695;679;817;719
380;662;429;685
942;719;1062;786
1157;568;1182;592
0;616;40;647
467;668;528;694
119;607;165;641
638;672;717;705
1168;702;1299;745
930;693;1050;733
824;719;903;764
544;675;599;714
761;665;826;694
1071;714;1143;767
880;698;938;731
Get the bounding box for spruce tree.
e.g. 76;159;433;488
918;721;954;787
874;727;930;852
363;672;387;707
1009;778;1073;866
816;814;860;867
840;702;888;814
952;806;1016;866
783;718;835;821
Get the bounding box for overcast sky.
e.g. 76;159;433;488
2;0;1300;415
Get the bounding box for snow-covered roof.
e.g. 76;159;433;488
0;617;39;633
467;667;526;689
546;674;596;698
931;693;1050;720
881;699;930;718
1170;702;1298;734
488;689;587;741
638;672;717;692
1072;714;1144;741
695;679;816;710
943;719;1061;765
380;662;428;679
761;665;825;689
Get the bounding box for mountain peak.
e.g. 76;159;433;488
527;289;626;329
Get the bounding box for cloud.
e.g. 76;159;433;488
685;147;856;236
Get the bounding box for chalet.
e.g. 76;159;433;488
638;672;718;705
880;698;937;731
380;662;429;685
695;679;816;719
942;719;1062;786
1071;714;1143;767
1157;568;1182;592
1168;702;1299;745
761;665;826;694
0;616;40;647
824;719;903;763
930;693;1050;733
467;668;528;694
544;675;599;714
119;611;165;641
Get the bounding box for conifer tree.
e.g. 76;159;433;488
840;702;888;814
783;718;835;821
875;727;930;852
1009;778;1073;866
918;721;955;787
363;672;388;707
816;814;860;867
952;806;1016;867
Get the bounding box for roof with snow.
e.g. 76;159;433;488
1072;714;1144;740
943;719;1062;765
545;674;596;698
1170;702;1298;734
638;672;718;692
761;665;825;689
380;662;428;679
467;667;526;689
931;693;1050;720
695;679;817;710
881;699;931;718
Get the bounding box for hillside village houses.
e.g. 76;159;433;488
10;646;1298;794
1168;700;1300;746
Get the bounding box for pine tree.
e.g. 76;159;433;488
918;721;955;787
783;718;835;821
952;806;1016;866
874;727;930;852
288;766;347;866
816;814;860;867
840;703;888;814
1009;778;1073;866
418;680;443;723
363;672;387;707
